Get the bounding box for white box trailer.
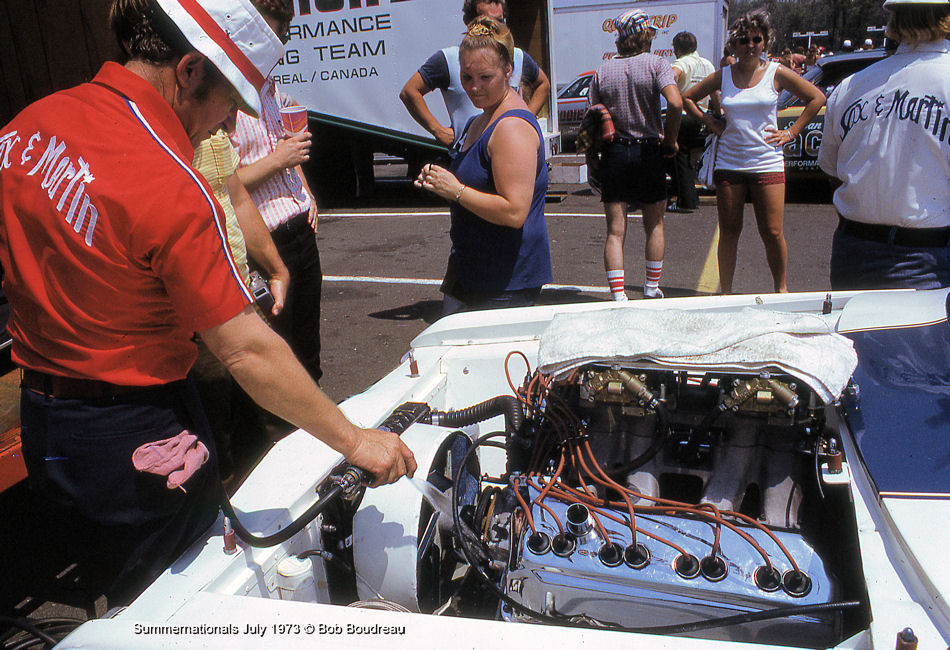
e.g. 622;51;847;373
552;0;729;87
280;0;559;199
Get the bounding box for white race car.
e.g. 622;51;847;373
59;289;950;649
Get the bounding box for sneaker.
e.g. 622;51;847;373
666;201;694;214
611;291;629;302
643;286;664;299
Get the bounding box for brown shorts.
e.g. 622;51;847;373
713;169;786;186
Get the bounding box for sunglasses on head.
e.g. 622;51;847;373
736;35;764;45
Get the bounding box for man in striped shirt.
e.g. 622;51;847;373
232;0;324;387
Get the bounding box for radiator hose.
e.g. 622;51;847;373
432;395;524;435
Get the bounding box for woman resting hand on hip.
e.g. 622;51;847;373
683;9;824;294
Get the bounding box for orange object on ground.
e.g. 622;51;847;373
0;426;27;493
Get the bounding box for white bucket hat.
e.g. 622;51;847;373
155;0;284;118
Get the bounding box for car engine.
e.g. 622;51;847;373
333;362;864;646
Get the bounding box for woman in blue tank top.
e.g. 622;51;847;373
414;16;552;317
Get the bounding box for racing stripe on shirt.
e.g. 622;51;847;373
124;99;253;302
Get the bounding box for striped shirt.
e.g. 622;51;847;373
231;79;312;231
193;131;249;282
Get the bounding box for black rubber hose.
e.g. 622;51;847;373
435;396;524;435
625;600;862;635
608;402;672;477
0;617;58;649
219;481;344;548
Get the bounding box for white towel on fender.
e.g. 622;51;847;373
537;308;857;403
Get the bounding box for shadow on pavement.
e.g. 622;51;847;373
369;299;442;325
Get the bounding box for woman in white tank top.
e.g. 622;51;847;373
682;10;824;294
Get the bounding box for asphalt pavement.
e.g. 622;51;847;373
316;169;838;403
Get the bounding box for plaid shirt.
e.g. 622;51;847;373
576;104;615;154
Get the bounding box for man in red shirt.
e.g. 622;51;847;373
0;0;415;606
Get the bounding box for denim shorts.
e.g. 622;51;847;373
600;140;666;205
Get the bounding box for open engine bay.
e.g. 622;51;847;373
308;357;867;647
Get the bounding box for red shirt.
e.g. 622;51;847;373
0;63;252;385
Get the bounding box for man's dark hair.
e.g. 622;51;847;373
110;0;229;97
672;31;698;56
251;0;293;23
110;0;192;64
462;0;506;26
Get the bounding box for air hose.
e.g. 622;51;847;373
216;402;433;549
219;467;361;549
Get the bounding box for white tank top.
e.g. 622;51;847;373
715;61;785;173
443;46;525;143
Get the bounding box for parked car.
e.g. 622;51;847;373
556;71;593;151
777;48;891;182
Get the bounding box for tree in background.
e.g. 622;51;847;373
728;0;889;53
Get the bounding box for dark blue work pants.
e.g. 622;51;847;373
19;379;220;606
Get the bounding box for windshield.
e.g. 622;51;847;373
559;74;592;100
777;66;822;109
778;53;887;109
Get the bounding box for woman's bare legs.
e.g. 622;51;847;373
715;184;747;294
749;182;788;292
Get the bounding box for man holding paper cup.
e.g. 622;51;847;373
232;0;325;390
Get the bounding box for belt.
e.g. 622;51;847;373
613;136;660;146
270;211;311;245
21;368;152;400
838;216;950;248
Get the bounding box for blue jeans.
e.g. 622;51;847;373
20;380;220;605
830;224;950;290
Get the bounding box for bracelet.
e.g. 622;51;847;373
455;184;466;202
784;128;793;140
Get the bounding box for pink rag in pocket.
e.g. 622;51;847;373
132;430;210;490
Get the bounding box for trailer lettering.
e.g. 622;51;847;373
296;0;409;15
272;73;310;84
602;13;679;32
320;66;379;80
313;39;385;61
651;14;677;30
293;13;390;40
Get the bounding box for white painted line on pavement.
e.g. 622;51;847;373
324;275;609;294
323;211;626;219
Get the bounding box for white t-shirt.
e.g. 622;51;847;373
818;40;950;227
672;51;715;110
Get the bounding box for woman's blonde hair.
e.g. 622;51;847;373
886;5;950;45
459;15;514;68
